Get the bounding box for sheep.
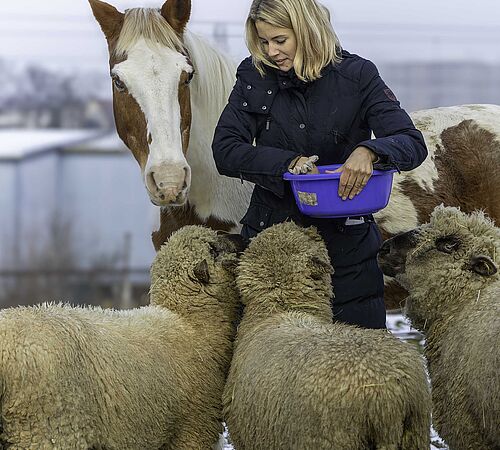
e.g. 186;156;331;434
224;221;431;450
0;225;246;450
378;205;500;450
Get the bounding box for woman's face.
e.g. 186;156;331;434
255;20;297;72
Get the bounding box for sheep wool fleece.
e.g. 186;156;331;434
0;226;245;450
396;207;500;450
224;222;431;450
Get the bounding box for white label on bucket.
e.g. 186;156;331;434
297;191;318;206
345;217;365;226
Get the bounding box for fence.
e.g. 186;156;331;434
0;267;150;310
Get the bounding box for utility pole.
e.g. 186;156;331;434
120;232;133;309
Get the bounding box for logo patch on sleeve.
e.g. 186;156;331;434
384;88;397;102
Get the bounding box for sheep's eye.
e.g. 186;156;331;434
185;70;195;85
112;75;126;92
436;235;461;254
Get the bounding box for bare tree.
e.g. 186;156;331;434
0;215;149;309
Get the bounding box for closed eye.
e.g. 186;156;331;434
436;235;461;253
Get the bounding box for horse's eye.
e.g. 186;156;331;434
112;76;126;92
185;70;195;85
436;235;461;254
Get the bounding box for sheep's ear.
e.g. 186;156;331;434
469;255;497;277
309;256;333;280
193;259;210;284
301;225;322;241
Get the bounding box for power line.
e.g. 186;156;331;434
0;15;499;32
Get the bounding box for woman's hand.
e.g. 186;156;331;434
288;155;319;175
326;146;377;200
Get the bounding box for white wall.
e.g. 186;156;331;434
60;151;156;270
0;163;16;269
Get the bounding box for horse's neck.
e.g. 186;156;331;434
183;31;253;224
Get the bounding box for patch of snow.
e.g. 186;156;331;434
0;129;104;159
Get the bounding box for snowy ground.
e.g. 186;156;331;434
222;313;449;450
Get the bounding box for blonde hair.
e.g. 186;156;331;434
245;0;342;81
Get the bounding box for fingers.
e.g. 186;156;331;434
325;165;343;174
289;155;319;175
338;167;372;200
352;173;371;198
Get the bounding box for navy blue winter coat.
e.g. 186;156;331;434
212;50;428;234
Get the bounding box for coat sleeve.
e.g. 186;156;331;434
211;68;301;198
357;60;428;171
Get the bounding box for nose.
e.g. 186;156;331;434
226;233;250;253
268;42;280;58
379;240;391;258
145;162;191;206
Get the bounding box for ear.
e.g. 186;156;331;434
161;0;191;34
469;255;498;277
193;259;210;284
309;256;333;280
89;0;124;42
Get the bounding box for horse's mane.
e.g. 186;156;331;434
183;31;237;118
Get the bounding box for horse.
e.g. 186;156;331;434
90;0;500;310
89;0;253;251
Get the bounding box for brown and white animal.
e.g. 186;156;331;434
89;0;253;249
376;104;500;308
378;206;500;450
89;1;500;308
224;222;431;450
0;226;246;450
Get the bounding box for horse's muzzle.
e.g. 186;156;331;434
145;162;191;206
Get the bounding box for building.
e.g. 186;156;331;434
0;129;157;307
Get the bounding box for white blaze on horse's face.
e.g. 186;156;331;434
113;39;193;206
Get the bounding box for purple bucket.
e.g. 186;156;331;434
283;164;396;218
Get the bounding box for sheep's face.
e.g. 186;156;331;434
150;225;248;308
237;222;333;318
379;206;499;328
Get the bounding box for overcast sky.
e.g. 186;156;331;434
0;0;499;73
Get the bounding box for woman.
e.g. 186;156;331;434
211;0;427;329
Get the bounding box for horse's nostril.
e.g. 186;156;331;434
159;194;165;200
159;182;164;188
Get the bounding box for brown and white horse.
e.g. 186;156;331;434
90;0;500;309
89;0;253;251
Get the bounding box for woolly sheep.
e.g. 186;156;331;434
0;225;246;450
378;205;500;450
224;221;431;450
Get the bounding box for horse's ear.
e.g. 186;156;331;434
89;0;124;42
161;0;191;34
